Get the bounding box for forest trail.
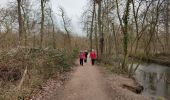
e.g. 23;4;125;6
33;59;150;100
50;59;113;100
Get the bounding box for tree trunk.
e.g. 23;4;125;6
17;0;23;45
98;0;104;57
40;0;45;48
112;22;118;56
94;6;99;58
165;0;170;53
60;8;71;49
49;8;56;49
90;1;96;51
21;3;28;47
115;0;128;61
119;0;131;70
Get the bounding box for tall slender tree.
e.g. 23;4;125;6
90;1;96;51
96;0;104;57
17;0;24;45
165;0;170;53
116;0;131;69
40;0;45;48
59;7;72;49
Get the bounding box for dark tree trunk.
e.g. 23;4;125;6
17;0;23;45
97;0;104;57
90;1;96;51
165;0;170;53
40;0;45;48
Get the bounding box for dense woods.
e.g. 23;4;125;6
0;0;88;50
0;0;87;99
82;0;170;72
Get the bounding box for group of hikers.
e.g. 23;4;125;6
79;49;96;66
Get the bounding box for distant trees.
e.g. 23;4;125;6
0;0;85;51
82;0;170;71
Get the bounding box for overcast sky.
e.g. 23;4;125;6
0;0;88;36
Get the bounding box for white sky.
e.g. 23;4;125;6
0;0;88;36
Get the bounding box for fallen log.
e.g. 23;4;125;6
122;84;144;94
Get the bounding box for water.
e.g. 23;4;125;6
134;63;170;99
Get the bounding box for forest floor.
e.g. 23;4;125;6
31;59;151;100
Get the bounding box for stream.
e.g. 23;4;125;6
134;63;170;100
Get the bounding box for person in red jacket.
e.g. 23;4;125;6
90;49;96;65
79;51;85;66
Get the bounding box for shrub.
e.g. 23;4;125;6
0;47;78;99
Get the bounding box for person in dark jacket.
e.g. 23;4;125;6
84;50;88;63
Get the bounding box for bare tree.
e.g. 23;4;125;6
90;1;96;51
96;0;104;57
46;6;56;49
40;0;49;48
115;0;132;69
59;7;72;48
165;0;170;53
49;8;56;49
17;0;24;44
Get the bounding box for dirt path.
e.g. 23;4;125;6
33;59;151;100
50;60;113;100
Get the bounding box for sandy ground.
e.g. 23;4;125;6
32;59;151;100
50;59;112;100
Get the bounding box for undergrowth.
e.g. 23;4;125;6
98;54;131;75
0;47;78;100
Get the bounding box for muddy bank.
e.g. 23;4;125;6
106;74;151;100
99;64;150;100
129;53;170;67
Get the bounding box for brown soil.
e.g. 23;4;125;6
106;74;150;100
50;60;112;100
32;59;151;100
